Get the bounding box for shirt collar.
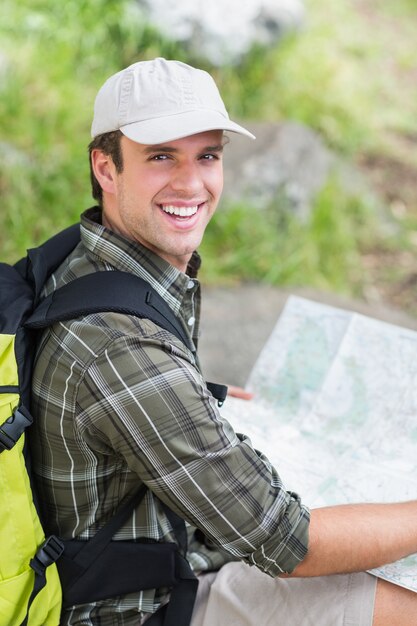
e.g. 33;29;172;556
80;207;201;319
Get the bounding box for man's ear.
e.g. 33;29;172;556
91;149;117;195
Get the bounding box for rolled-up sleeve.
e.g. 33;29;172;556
76;322;310;576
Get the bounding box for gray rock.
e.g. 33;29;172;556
136;0;305;65
198;285;417;387
223;121;333;220
0;51;9;80
0;142;32;169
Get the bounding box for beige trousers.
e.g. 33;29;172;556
190;562;377;626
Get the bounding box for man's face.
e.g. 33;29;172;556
102;130;224;272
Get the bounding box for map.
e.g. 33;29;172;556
222;296;417;592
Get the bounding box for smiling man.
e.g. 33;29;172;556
30;58;417;626
92;130;225;272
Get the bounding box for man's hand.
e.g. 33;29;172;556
227;385;254;401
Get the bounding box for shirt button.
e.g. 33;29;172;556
187;280;195;290
187;316;195;326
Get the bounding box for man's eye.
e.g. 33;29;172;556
200;153;219;161
150;154;169;161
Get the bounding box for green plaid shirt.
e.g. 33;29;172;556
31;208;310;625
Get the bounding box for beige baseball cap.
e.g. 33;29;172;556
91;57;255;144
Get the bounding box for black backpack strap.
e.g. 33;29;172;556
15;224;81;298
62;485;148;571
57;486;198;626
25;270;194;353
26;270;228;403
146;557;199;626
206;382;228;407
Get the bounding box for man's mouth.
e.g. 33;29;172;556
160;204;200;218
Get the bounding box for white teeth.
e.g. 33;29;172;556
161;205;198;217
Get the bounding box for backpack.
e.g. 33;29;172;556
0;224;227;626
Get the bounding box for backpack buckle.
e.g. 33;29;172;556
206;382;228;407
30;536;65;575
0;406;33;452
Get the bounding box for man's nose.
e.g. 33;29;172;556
170;162;204;195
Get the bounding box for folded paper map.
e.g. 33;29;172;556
222;295;417;592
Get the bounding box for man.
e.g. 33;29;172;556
31;58;417;625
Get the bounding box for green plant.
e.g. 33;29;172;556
0;0;189;261
200;175;376;297
1;0;416;311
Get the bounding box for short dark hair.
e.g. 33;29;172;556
88;130;124;205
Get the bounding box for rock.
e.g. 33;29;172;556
0;142;32;169
198;285;417;387
136;0;305;65
223;121;333;220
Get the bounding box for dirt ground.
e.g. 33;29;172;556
199;282;417;386
357;151;417;317
351;0;417;318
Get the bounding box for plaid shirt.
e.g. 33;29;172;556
31;208;310;625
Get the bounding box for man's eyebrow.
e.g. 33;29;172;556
143;145;178;154
142;143;225;154
200;144;225;153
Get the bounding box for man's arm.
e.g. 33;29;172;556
77;326;310;576
288;501;417;577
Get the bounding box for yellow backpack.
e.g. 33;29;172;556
0;224;206;626
0;227;78;625
0;399;62;625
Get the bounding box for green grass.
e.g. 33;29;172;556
200;175;376;295
214;0;417;158
0;0;189;261
1;0;416;307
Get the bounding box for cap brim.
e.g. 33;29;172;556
120;109;255;144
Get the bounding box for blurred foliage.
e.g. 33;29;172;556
1;0;416;305
201;175;376;296
0;0;188;257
